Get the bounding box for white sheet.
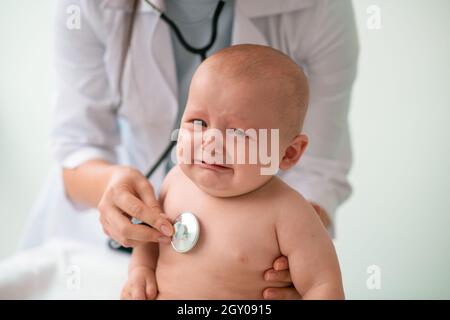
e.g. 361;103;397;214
0;237;130;299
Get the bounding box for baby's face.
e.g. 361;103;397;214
176;68;291;197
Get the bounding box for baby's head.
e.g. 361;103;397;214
177;44;309;197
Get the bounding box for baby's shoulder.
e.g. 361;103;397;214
265;178;325;241
263;176;305;202
264;177;315;219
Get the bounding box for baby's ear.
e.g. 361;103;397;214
279;134;308;170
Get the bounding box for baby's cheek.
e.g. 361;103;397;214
176;130;196;165
233;164;263;187
224;137;257;165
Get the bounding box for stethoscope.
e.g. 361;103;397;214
108;0;226;254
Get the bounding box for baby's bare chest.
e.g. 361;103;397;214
160;185;281;273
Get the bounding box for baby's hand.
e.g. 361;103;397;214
121;266;158;300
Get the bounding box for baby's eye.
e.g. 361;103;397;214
192;119;207;128
231;128;248;137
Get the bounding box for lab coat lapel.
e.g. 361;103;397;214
129;2;178;124
102;0;178;124
136;0;178;102
149;16;178;100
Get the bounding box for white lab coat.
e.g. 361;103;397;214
21;0;359;249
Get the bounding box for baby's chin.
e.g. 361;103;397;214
179;163;271;198
179;164;237;197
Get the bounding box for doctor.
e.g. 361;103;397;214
22;0;358;299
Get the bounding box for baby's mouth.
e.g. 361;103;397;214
195;159;233;171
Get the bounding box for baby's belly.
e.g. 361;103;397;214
155;244;285;300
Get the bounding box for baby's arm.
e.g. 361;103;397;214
128;242;159;273
121;241;159;299
276;193;345;299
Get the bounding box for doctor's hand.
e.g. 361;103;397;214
98;166;174;248
121;266;158;300
263;256;302;300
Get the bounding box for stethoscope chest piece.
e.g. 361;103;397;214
171;212;200;253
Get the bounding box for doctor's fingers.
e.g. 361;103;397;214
113;191;174;237
272;256;289;271
264;269;292;283
263;287;302;300
108;205;171;245
100;213;139;247
132;177;162;216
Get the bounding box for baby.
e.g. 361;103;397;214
122;44;344;299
